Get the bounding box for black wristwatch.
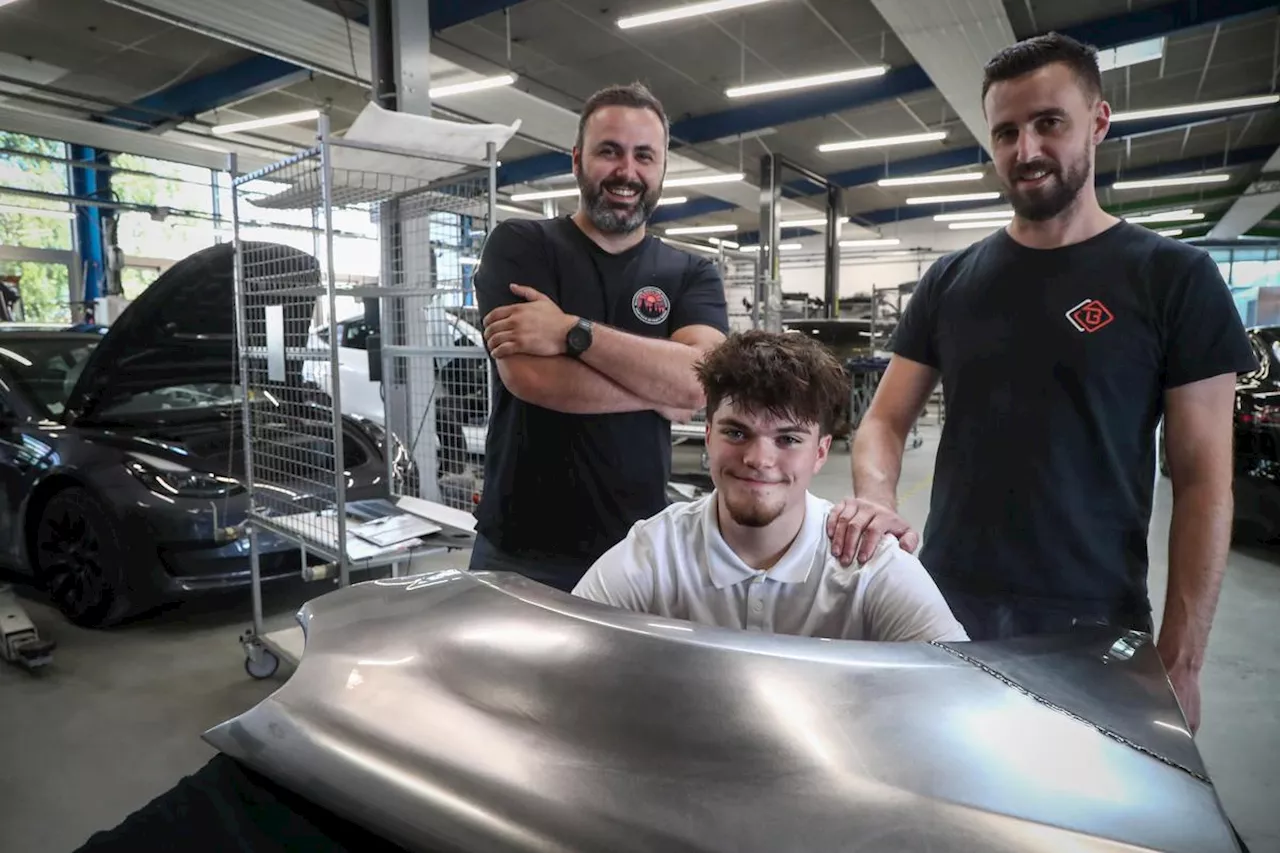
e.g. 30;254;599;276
565;318;593;357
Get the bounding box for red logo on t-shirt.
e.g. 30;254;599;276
1065;298;1114;333
633;286;671;325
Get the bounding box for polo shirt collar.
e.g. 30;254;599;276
702;490;822;590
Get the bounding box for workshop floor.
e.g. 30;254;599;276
1;422;1277;852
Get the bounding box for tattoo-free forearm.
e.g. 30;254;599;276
498;354;653;415
851;416;908;509
579;323;705;410
1159;483;1233;671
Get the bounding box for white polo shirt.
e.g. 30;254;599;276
572;491;968;642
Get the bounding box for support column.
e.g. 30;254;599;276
392;0;432;116
69;145;112;323
758;154;783;331
824;183;841;319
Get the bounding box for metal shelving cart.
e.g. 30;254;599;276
229;107;518;679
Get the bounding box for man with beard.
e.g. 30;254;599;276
827;33;1256;729
471;82;730;592
573;331;967;643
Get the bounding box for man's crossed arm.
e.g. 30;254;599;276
483;284;724;418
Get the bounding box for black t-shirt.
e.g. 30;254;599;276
473;216;729;563
892;221;1257;610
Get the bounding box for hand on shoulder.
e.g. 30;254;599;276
824;496;920;568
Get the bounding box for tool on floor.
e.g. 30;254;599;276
0;584;55;671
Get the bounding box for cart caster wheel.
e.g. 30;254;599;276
245;650;279;680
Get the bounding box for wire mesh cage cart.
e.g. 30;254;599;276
229;108;519;679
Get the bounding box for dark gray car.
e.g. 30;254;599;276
0;242;402;628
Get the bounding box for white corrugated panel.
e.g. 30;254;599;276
869;0;1016;156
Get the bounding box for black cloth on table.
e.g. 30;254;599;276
73;754;413;853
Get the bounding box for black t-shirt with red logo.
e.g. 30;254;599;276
892;221;1257;612
473;216;729;568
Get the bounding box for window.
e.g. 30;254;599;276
0;132;73;252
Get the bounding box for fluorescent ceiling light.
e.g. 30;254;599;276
211;109;321;135
664;172;745;188
840;238;901;248
782;216;850;228
778;242;802;250
1124;208;1205;224
1111;174;1230;190
1111;93;1280;123
459;256;481;265
665;224;738;235
878;172;984;188
949;220;1010;230
1097;36;1165;73
726;66;888;99
818;131;947;153
496;202;538;216
708;237;740;248
429;74;517;99
934;208;1013;222
656;196;688;206
618;0;776;29
907;191;1002;205
1156;228;1183;237
0;203;75;219
509;187;579;202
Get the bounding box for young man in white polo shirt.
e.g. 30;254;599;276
572;330;968;642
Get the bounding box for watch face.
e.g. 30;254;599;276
568;324;591;353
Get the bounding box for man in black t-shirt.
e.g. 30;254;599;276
470;82;729;591
828;34;1256;732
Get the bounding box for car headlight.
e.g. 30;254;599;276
125;452;243;498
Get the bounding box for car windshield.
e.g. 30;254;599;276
96;383;240;418
0;336;98;416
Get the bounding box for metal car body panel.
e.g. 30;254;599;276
205;570;1240;853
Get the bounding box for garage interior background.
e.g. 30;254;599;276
0;0;1277;326
1;0;1279;851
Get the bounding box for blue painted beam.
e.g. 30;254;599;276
106;55;311;130
69;145;110;310
497;151;572;186
650;196;737;226
498;0;1278;187
432;0;532;31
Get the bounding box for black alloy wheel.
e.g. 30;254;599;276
34;488;132;628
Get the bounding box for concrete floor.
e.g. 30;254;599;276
1;422;1277;852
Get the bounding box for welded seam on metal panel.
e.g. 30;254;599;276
929;641;1210;784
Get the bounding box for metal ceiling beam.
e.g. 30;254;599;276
867;0;1017;158
497;0;1278;187
1207;147;1280;238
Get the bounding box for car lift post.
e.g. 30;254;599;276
0;584;55;671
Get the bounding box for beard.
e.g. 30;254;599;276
1001;145;1090;222
578;172;661;235
721;485;787;528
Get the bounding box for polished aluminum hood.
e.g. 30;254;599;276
205;570;1241;853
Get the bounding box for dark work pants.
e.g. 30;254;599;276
467;534;593;593
937;586;1155;641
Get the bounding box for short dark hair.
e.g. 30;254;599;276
981;32;1102;105
695;330;848;436
575;82;670;152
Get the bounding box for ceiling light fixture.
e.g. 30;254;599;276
726;66;888;99
496;202;538;216
782;216;850;228
1124;208;1205;224
618;0;777;30
1111;93;1280;123
1111;174;1231;190
878;172;984;188
934;208;1014;221
663;172;746;188
655;196;688;206
907;191;1002;205
508;187;579;202
459;256;481;265
818;131;947;153
211;109;321;135
429;74;518;99
948;220;1011;230
840;238;901;248
1156;228;1184;237
708;237;740;248
665;224;738;235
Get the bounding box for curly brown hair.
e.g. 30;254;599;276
695;330;848;435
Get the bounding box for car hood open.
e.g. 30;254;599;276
65;241;319;421
205;571;1241;853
